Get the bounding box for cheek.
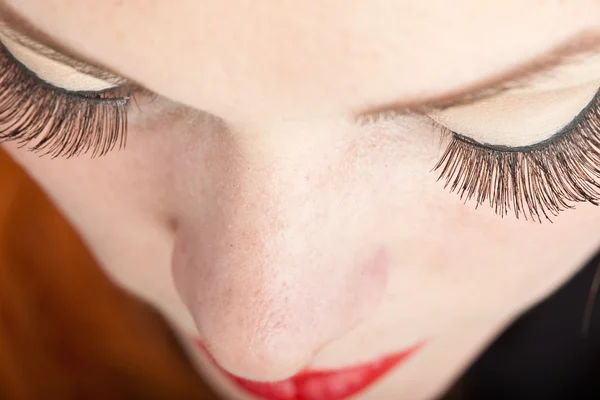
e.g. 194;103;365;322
0;142;160;226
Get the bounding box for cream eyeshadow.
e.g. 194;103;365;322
0;31;115;92
428;52;600;147
429;82;599;147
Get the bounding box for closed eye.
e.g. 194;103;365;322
0;35;130;158
433;86;600;222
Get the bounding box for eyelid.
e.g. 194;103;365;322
450;86;597;153
0;25;126;87
1;42;130;102
357;31;600;119
0;1;128;87
0;35;121;94
426;82;600;151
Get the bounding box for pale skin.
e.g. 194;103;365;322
2;1;600;399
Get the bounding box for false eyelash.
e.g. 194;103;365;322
433;89;600;223
0;43;129;158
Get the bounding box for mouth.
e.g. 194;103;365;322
195;339;422;400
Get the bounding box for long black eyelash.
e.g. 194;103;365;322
0;44;129;158
434;90;600;222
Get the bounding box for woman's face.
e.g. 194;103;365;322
2;1;600;399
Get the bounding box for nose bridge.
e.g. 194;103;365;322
198;128;339;275
171;129;389;380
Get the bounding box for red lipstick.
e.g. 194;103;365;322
197;341;421;400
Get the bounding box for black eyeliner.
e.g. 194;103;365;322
434;86;600;222
452;87;600;153
0;42;129;102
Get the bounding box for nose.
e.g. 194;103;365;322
170;137;389;381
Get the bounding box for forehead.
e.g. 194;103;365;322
8;0;600;122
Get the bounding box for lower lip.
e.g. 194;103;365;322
196;340;422;400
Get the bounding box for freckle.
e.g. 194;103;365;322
114;29;125;42
304;175;310;181
364;249;389;283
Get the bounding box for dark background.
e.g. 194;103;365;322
443;251;600;400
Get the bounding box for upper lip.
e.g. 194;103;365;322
196;339;423;400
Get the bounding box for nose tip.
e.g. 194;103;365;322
181;251;389;382
188;270;330;381
171;186;390;381
174;246;390;382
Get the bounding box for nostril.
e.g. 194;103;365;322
194;337;312;382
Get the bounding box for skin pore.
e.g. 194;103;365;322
1;1;600;399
